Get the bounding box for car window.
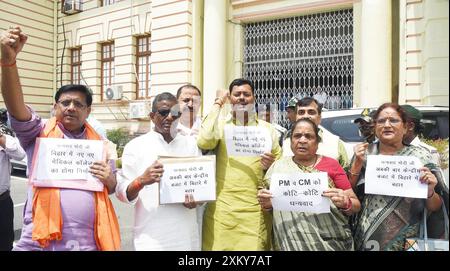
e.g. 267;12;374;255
321;115;364;142
422;112;449;140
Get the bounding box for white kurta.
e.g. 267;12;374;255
116;131;202;251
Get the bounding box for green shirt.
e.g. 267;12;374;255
197;104;282;250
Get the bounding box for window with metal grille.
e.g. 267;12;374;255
244;9;353;127
71;48;81;84
101;0;117;6
101;42;114;100
136;35;151;99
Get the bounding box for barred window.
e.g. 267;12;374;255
136;35;151;99
244;9;354;127
101;42;114;100
71;48;81;84
101;0;117;6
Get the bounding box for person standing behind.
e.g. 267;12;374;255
258;103;287;147
282;97;349;169
283;96;298;139
176;84;202;136
0;109;26;251
116;92;202;250
401;105;441;166
1;26;120;251
197;78;282;250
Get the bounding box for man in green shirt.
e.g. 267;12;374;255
198;78;282;250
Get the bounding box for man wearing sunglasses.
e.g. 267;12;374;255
116;92;202;250
1;26;120;250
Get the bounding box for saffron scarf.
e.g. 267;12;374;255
31;117;121;250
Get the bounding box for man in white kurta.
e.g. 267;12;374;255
116;93;201;250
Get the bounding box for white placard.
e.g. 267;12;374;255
159;156;216;204
270;172;330;213
365;155;427;198
224;125;272;156
31;138;105;191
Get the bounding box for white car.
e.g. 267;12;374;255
320;105;449;184
11;156;27;174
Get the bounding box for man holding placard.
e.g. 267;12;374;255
1;26;120;251
116;92;204;251
197;78;282;251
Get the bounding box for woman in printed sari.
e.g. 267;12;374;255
257;118;360;251
348;103;442;251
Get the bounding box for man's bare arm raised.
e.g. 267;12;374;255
1;26;31;121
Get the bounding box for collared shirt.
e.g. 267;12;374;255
0;134;26;195
282;126;349;168
116;130;202;251
197;105;282;250
10;106;99;251
176;117;201;136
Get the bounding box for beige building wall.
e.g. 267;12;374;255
399;0;449;106
55;0;195;133
2;0;448;132
0;0;55;117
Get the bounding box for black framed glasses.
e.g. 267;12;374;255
157;107;181;119
57;99;87;109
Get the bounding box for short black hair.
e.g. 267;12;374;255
55;84;93;106
290;118;322;143
297;97;322;115
176;84;201;99
228;78;254;94
152;92;177;112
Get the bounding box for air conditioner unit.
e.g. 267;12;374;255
104;85;123;100
63;0;82;15
129;102;150;119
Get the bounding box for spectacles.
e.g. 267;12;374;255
58;99;87;109
157;108;181;119
375;117;402;125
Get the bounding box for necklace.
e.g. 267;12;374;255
293;155;318;168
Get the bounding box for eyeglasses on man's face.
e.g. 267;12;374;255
375;117;402;125
156;108;181;119
57;99;87;109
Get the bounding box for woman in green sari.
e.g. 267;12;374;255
257;118;360;251
348;103;442;251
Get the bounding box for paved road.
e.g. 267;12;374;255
10;170;135;250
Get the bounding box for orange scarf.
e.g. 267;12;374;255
31;117;121;250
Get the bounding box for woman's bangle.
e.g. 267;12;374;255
427;190;435;199
0;60;16;67
348;170;360;176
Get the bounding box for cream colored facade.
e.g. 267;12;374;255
1;0;448;133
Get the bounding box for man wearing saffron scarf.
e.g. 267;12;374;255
1;26;120;251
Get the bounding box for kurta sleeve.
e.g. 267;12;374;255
2;134;26;160
337;139;349;169
197;105;223;150
115;141;139;205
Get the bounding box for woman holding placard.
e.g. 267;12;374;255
348;103;442;251
257;118;360;251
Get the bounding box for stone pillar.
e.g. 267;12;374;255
358;0;392;107
203;0;227;115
